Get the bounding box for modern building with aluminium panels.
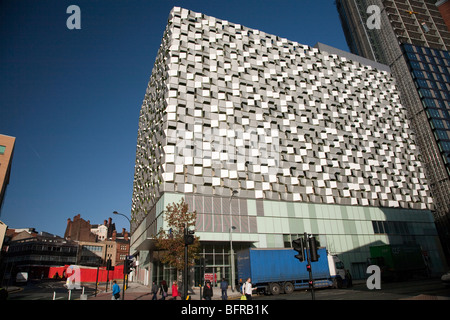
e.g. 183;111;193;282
129;7;445;287
336;0;450;266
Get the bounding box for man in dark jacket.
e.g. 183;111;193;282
203;281;213;300
220;278;228;300
151;281;158;300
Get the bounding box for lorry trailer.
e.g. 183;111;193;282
237;248;346;295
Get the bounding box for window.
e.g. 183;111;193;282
427;109;441;118
432;119;445;129
382;221;389;233
283;234;292;248
413;70;424;79
372;221;380;234
440;91;450;100
407;52;419;61
433;73;443;82
418;88;432;98
440;141;450;152
372;221;409;235
0;145;5;155
416;79;429;88
422;98;436;108
435;130;449;141
403;44;414;53
82;245;102;252
410;61;422;70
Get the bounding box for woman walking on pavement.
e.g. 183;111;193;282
202;280;213;300
159;280;168;300
242;278;256;300
171;281;180;300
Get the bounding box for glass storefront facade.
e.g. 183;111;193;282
131;192;446;286
150;242;248;288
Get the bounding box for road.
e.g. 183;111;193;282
253;278;450;300
7;280;98;300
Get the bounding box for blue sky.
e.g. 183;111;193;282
0;0;348;236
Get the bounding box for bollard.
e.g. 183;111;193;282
53;291;56;300
80;287;87;300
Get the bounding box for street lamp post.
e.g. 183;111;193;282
229;225;236;292
229;189;238;292
113;210;131;301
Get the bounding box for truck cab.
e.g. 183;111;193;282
15;272;28;284
328;255;346;288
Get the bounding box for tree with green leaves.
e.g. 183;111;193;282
154;198;200;275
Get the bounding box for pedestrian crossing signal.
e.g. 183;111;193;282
309;236;320;262
184;229;195;245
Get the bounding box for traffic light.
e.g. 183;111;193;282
124;259;130;274
184;229;195;246
309;236;319;262
106;258;114;271
292;237;305;262
124;256;134;274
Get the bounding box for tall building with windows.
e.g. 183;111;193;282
336;0;450;63
130;7;445;287
0;134;15;216
436;0;450;31
336;0;450;265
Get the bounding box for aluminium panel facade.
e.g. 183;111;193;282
131;6;433;230
130;7;444;282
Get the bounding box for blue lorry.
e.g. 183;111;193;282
237;248;347;295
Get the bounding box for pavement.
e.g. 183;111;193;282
88;281;243;300
4;286;22;294
1;281;242;301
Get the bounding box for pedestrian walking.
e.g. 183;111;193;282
159;280;168;300
242;277;256;300
111;280;120;300
345;269;353;288
220;278;228;300
202;281;213;300
171;281;180;300
238;279;243;293
151;281;158;300
0;287;8;301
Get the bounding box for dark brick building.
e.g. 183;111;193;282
64;214;97;242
